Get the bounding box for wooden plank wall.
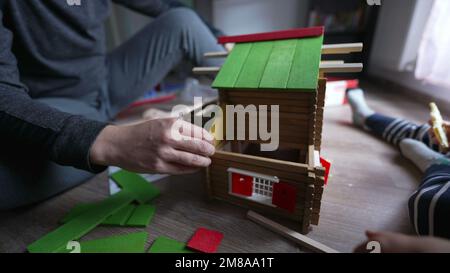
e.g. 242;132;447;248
209;151;322;226
314;79;327;151
220;89;317;154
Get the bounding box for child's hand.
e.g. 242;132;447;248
354;230;450;253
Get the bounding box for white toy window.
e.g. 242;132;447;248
227;168;279;207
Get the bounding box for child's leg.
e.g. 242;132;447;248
348;89;440;150
408;158;450;239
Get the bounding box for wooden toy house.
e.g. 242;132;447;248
195;27;362;233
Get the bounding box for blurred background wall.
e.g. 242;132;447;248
106;0;449;104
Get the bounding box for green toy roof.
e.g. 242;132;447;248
212;35;324;91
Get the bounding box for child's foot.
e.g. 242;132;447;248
347;89;375;129
399;139;449;172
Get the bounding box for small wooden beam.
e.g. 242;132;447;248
192;67;221;75
247;211;339;253
322;43;363;55
319;63;363;73
204;51;229;58
320;60;345;65
203;43;363;59
193;62;362;76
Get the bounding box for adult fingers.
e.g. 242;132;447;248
168;137;215;157
162;148;212;168
175;120;215;144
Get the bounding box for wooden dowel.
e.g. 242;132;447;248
204;51;229;58
192;67;221;75
193;62;362;75
320;60;345;65
247;211;340;253
322;43;363;54
203;43;363;59
319;63;363;73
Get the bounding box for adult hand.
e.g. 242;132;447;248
90;118;215;175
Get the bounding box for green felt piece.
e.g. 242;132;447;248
148;236;194;254
125;204;156;227
111;170;160;204
103;204;136;226
27;190;135;253
287;36;324;90
212;43;252;89
259;39;297;89
58;232;148;253
60;203;96;224
235;41;274;88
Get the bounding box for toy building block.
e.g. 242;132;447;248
430;102;449;150
247;211;338;253
187;228;224;253
148;236;194;253
194;27;362;234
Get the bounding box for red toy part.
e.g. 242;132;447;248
320;157;332;185
218;26;324;45
272;182;297;213
231;173;253;196
187;228;224;253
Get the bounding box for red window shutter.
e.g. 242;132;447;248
272;182;297;213
231;173;253;196
320;157;332;185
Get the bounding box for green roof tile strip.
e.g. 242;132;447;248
102;204;136;226
111;170;160;204
60;203;96;224
259;39;297;89
125;204;156;227
212;43;252;88
27;190;136;253
235;41;274;88
148;236;194;253
287;36;324;90
57;232;148;253
212;35;324;91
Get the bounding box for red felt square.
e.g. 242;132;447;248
272;182;297;213
187;228;224;253
231;173;253;196
320;157;332;185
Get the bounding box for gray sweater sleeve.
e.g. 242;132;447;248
0;11;108;172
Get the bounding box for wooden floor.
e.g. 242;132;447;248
0;80;430;253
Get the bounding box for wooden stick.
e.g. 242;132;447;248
319;63;363;73
203;43;363;59
192;67;221;75
204;51;229;58
193;62;363;75
247;211;339;253
322;43;363;54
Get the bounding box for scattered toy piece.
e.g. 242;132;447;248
58;232;148;253
148;236;194;253
247;211;339;253
60;203;96;224
430;102;449;150
187;227;224;253
103;204;136;226
111;170;160;204
125;204;156;227
27;190;136;253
